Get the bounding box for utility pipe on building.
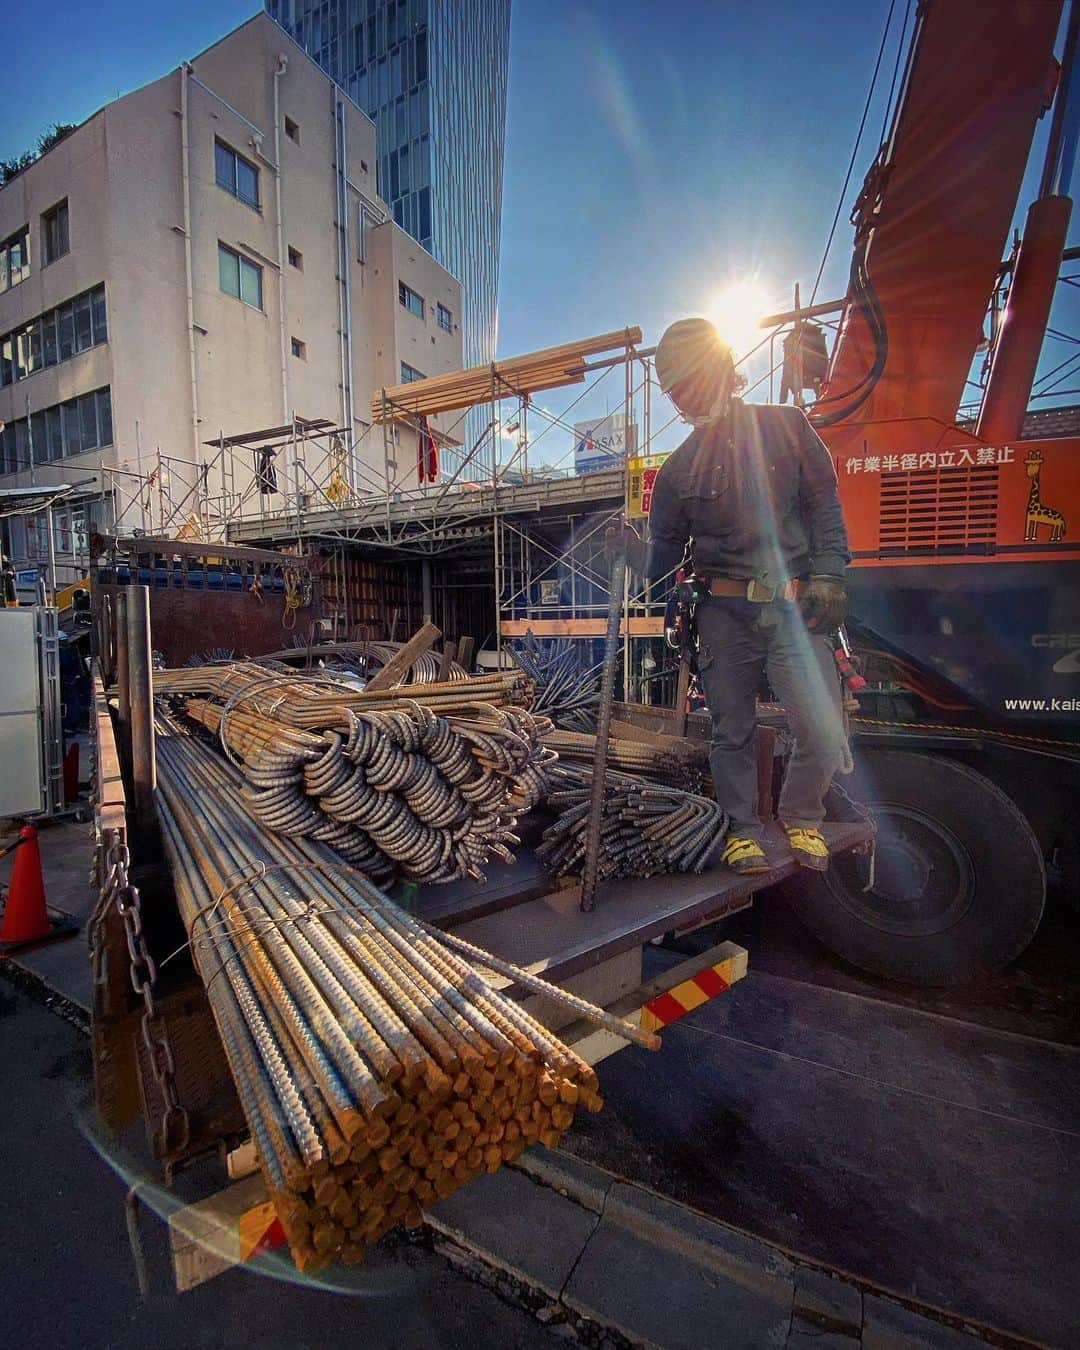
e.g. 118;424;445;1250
180;65;201;466
273;54;291;426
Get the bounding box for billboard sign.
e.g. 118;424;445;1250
573;413;637;475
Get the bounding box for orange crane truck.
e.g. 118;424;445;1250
775;0;1080;983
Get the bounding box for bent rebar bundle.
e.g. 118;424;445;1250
536;762;728;880
180;695;554;885
543;729;707;792
507;635;602;733
155;727;656;1272
263;639;471;683
154;661;534;721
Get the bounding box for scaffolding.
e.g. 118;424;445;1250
95;327;694;693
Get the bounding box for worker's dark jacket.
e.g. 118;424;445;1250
645;400;850;586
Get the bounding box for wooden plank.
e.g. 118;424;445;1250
612;701;713;744
608;718;672;746
448;821;872;986
169;1172;278;1293
374;373;587;424
363;622;441;691
457;635;475;672
436;639;457;683
500;617;664;638
372;328;644;422
226;1139;259;1181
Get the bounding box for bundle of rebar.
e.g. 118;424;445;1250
179;694;554;885
267;639;470;684
543;729;706;792
154;661;534;721
536;762;728;880
155;726;655;1270
507;636;601;733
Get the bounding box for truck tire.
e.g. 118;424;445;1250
1058;803;1080;914
782;749;1045;986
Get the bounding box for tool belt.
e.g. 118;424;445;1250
707;576;804;603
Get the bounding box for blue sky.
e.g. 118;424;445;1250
496;0;1079;457
4;1;1076;462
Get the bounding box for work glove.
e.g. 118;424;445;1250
802;575;847;632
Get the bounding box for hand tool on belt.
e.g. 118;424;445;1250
664;570;710;735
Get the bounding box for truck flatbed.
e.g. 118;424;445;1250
430;821;871;985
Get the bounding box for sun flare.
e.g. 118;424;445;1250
707;278;773;359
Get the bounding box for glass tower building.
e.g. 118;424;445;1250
267;0;511;376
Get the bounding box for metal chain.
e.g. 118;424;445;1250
100;829;191;1157
828;768;877;892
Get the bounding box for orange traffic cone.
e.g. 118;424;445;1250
0;824;71;950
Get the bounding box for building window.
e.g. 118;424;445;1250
0;226;30;292
0;284;107;388
398;281;424;318
41;200;69;265
214;139;260;209
284;116;300;143
287;246;303;271
218;243;263;310
291;337;306;360
400;361;425;383
437;303;452;333
0;386;112;473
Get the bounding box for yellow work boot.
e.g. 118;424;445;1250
721;835;770;877
783;824;830;872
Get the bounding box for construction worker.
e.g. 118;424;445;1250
2;554;18;607
641;317;850;875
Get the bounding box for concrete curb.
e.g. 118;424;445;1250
424;1146;1025;1350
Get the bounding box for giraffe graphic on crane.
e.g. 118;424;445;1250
1023;450;1067;542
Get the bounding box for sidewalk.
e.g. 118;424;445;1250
0;817;95;1010
427;1148;1017;1349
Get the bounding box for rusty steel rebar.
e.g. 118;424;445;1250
172;689;554;886
154;719;644;1272
154;661;534;723
537;762;729;881
543;729;707;792
579;549;626;912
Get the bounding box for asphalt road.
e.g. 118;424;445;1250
2;977;560;1350
560;894;1080;1347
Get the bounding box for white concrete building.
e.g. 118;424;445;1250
0;12;463;583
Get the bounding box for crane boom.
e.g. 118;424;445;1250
816;0;1063;431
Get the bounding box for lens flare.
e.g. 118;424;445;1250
708;278;773;359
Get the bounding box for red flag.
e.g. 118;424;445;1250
417;414;438;484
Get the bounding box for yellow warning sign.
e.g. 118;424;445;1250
628;454;671;518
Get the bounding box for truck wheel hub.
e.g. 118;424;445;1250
833;805;974;936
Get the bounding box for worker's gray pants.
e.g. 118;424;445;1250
695;597;847;840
